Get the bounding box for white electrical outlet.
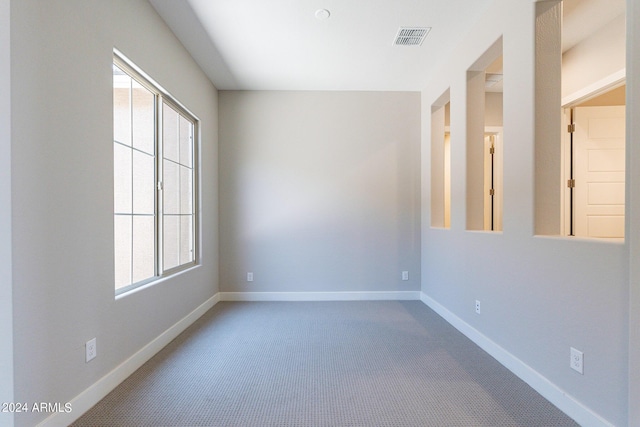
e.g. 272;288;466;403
475;300;481;314
247;272;254;282
401;271;409;281
86;338;97;363
570;347;584;374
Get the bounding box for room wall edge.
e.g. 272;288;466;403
35;294;220;427
420;292;614;427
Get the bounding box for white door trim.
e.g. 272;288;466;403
562;69;625;108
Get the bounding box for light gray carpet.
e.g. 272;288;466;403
72;301;578;426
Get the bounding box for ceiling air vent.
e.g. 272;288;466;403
394;27;431;46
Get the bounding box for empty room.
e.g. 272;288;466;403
1;0;639;426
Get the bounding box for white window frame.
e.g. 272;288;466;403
113;51;199;295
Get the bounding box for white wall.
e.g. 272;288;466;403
9;1;218;425
422;0;628;425
562;13;626;100
485;92;503;126
1;0;14;426
219;91;421;295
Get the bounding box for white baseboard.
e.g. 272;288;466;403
420;292;613;427
37;293;220;427
220;290;421;301
41;291;602;426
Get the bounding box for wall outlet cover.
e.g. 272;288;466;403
86;338;97;363
570;347;583;374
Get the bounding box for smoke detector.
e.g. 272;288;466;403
315;9;331;20
394;27;431;46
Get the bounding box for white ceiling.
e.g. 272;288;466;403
149;0;494;91
149;0;625;92
562;0;625;52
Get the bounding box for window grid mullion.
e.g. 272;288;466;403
129;77;134;286
178;112;182;265
114;139;154;157
157;94;163;277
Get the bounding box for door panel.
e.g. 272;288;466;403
574;106;625;239
588;216;625;238
483;129;502;231
444;133;451;228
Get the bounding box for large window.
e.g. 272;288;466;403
113;52;198;294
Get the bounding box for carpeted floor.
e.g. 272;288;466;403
72;301;578;426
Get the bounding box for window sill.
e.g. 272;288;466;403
115;263;200;300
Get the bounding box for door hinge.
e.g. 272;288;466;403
489;145;495;155
489;188;495;196
568;123;576;133
157;181;163;191
567;179;576;188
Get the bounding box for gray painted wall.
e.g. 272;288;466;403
9;1;218;425
6;0;639;425
627;1;640;424
219;91;421;294
1;0;14;426
422;0;629;425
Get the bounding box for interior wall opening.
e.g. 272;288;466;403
444;124;451;229
431;89;451;229
561;0;627;240
466;39;503;232
534;0;626;239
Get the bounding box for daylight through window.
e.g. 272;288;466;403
113;53;197;294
